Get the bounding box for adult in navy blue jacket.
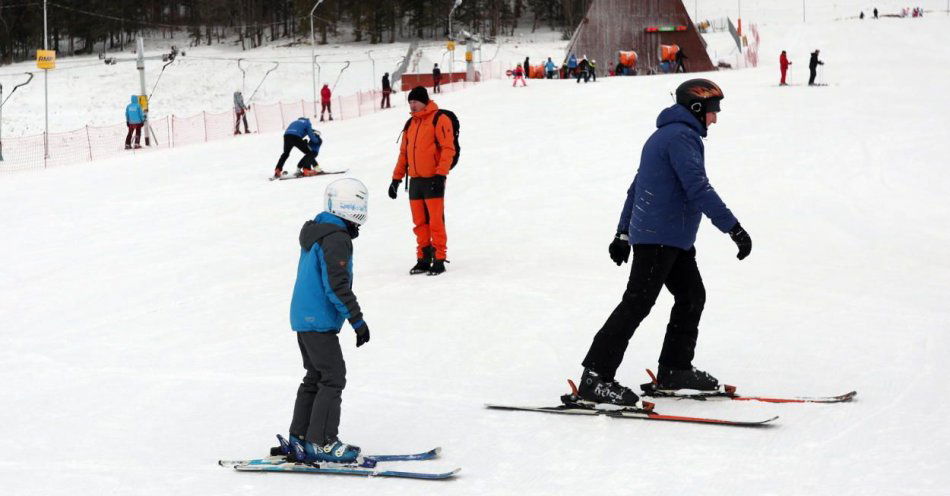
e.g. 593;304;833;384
287;178;370;463
575;79;752;407
274;117;320;178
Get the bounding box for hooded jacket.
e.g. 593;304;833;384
125;96;144;124
285;117;320;142
392;100;456;179
617;104;737;250
321;85;332;102
290;212;363;333
233;91;248;111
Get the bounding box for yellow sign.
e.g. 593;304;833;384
138;95;149;111
465;51;473;62
447;41;456;51
36;49;56;69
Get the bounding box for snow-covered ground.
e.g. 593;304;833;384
2;3;950;495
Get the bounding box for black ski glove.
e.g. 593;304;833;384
388;179;401;199
729;223;752;260
430;175;446;196
608;232;631;266
353;321;370;347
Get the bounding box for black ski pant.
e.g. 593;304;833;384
290;332;347;445
234;110;249;133
809;67;817;85
581;244;706;379
381;89;391;108
276;135;314;171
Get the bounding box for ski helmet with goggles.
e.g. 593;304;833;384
675;78;724;117
324;178;369;226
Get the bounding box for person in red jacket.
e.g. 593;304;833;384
387;86;457;276
512;64;527;87
779;50;792;86
320;84;333;122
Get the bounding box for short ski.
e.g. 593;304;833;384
487;380;778;428
640;369;857;404
269;170;348;181
486;402;777;428
233;461;459;480
218;446;441;468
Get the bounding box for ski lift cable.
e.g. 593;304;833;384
0;72;34;110
147;59;176;102
248;61;280;103
331;61;350;92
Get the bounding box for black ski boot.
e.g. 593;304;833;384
655;366;720;391
575;369;640;407
428;259;447;276
410;246;434;275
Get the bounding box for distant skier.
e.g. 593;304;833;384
544;57;556;79
575;79;751;406
589;60;597;81
808;49;824;86
320;84;333;122
432;63;442;93
576;56;591;83
233;90;250;135
874;7;879;18
512;64;527;87
860;11;865;19
675;49;688;73
387;86;457;276
284;178;370;464
124;95;144;150
524;57;530;78
567;54;578;77
274;117;321;179
381;72;392;109
779;50;792;85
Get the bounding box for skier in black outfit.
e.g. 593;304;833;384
809;50;824;86
576;56;591;83
432;64;442;93
381;72;392;109
576;79;752;407
675;49;688;73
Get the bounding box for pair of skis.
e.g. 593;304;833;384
487;370;855;428
219;441;459;480
269;169;348;181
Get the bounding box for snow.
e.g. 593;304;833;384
2;4;950;495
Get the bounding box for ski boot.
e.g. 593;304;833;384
133;144;142;149
574;368;641;407
273;168;283;179
428;259;447;276
124;144;132;150
290;435;361;464
410;246;435;275
300;167;322;177
654;366;720;392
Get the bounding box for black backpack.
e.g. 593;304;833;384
400;109;461;170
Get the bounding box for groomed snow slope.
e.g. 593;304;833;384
2;13;950;496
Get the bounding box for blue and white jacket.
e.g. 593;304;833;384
290;212;363;333
125;96;144;124
285;117;320;143
618;104;738;250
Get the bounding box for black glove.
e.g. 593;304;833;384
353;321;370;347
430;175;446;196
388;179;401;199
729;223;752;260
608;232;631;266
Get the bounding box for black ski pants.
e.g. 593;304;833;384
809;66;817;85
276;135;314;171
582;244;706;379
290;332;347;445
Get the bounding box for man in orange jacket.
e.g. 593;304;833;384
388;86;456;276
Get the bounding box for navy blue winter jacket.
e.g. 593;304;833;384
290;212;363;333
285;118;319;143
618;104;738;250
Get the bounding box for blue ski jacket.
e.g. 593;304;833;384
568;55;578;69
618;104;738;250
545;59;556;72
125;96;144;124
285;117;319;142
290;212;364;333
309;133;323;155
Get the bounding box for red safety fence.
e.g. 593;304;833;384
0;61;505;174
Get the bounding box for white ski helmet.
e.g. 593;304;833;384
324;178;368;225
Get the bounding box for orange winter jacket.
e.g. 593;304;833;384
393;101;457;180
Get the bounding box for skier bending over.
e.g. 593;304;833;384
284;178;371;464
576;79;752;406
274;117;321;179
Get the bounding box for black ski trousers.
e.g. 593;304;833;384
290;332;347;445
276;135;314;171
582;244;706;379
809;67;817;85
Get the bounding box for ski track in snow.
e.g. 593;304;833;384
2;3;950;495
